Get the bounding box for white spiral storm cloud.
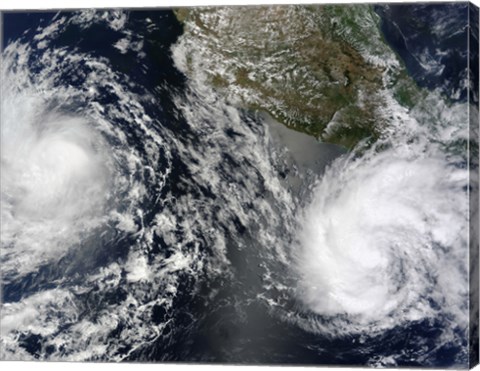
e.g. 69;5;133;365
292;95;470;338
1;60;112;281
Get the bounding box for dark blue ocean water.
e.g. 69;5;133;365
375;3;470;102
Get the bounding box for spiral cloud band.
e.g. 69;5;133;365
296;131;468;330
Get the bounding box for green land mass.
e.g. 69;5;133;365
174;5;424;149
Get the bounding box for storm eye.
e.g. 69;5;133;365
1;113;109;221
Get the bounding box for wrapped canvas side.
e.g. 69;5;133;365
470;2;480;369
